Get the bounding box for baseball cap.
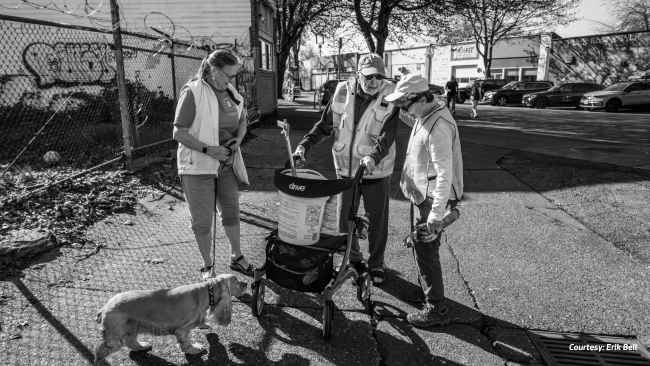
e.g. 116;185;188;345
357;53;385;76
384;73;429;102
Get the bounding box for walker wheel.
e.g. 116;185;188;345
356;272;370;303
357;273;373;316
251;280;265;318
322;300;334;339
363;295;373;317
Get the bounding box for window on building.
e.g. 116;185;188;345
489;69;503;79
504;69;519;83
260;40;273;71
522;68;537;82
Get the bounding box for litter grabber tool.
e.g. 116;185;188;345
403;208;460;248
277;119;296;177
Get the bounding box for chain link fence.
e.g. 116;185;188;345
0;15;212;251
0;15;209;188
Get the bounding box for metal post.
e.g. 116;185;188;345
109;0;133;170
337;37;342;80
170;39;177;104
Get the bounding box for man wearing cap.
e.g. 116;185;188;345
385;73;464;327
293;53;399;286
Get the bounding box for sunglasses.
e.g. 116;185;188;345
363;74;384;81
397;97;418;112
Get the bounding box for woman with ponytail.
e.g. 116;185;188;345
173;49;254;279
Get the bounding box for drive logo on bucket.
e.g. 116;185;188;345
289;183;306;191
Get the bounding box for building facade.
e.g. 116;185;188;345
311;30;650;89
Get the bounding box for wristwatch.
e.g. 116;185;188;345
201;146;208;154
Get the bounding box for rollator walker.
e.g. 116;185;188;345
250;164;372;339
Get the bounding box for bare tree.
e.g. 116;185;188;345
299;42;319;61
313;0;450;55
592;0;650;33
454;0;579;78
275;0;343;96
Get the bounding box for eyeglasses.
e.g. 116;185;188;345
218;68;238;81
363;74;384;81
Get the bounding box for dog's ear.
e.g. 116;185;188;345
212;276;232;326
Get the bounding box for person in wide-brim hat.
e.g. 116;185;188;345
385;73;465;328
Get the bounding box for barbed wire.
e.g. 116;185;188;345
0;0;115;28
1;1;255;57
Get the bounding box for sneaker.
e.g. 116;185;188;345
407;306;450;328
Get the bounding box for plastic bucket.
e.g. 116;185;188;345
277;169;328;245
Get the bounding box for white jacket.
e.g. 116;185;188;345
176;79;244;175
400;103;464;221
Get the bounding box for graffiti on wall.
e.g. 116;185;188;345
22;42;136;88
549;31;650;85
236;56;258;125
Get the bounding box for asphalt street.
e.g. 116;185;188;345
1;91;649;366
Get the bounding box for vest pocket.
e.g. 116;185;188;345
333;141;347;153
369;109;387;135
332;141;349;173
331;102;345;114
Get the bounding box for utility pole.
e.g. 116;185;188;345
109;0;133;170
337;37;342;80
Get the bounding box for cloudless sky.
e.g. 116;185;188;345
554;0;610;38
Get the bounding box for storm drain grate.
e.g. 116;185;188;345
527;330;650;366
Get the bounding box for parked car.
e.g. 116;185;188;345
628;71;650;81
483;81;554;106
579;81;650;112
460;79;508;103
318;79;345;106
429;83;445;95
523;82;605;109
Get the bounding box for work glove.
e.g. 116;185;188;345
360;156;376;175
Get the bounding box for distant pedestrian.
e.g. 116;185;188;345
445;75;458;115
385;73;464;328
173;49;254;280
470;80;483;118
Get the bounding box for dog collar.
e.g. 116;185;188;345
208;282;215;306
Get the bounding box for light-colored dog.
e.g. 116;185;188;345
94;274;247;365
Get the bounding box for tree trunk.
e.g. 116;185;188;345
277;52;289;97
375;35;385;55
292;43;300;87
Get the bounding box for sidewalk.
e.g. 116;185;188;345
1;97;649;365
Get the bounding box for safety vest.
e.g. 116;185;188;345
400;104;464;206
176;79;244;175
330;77;397;178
